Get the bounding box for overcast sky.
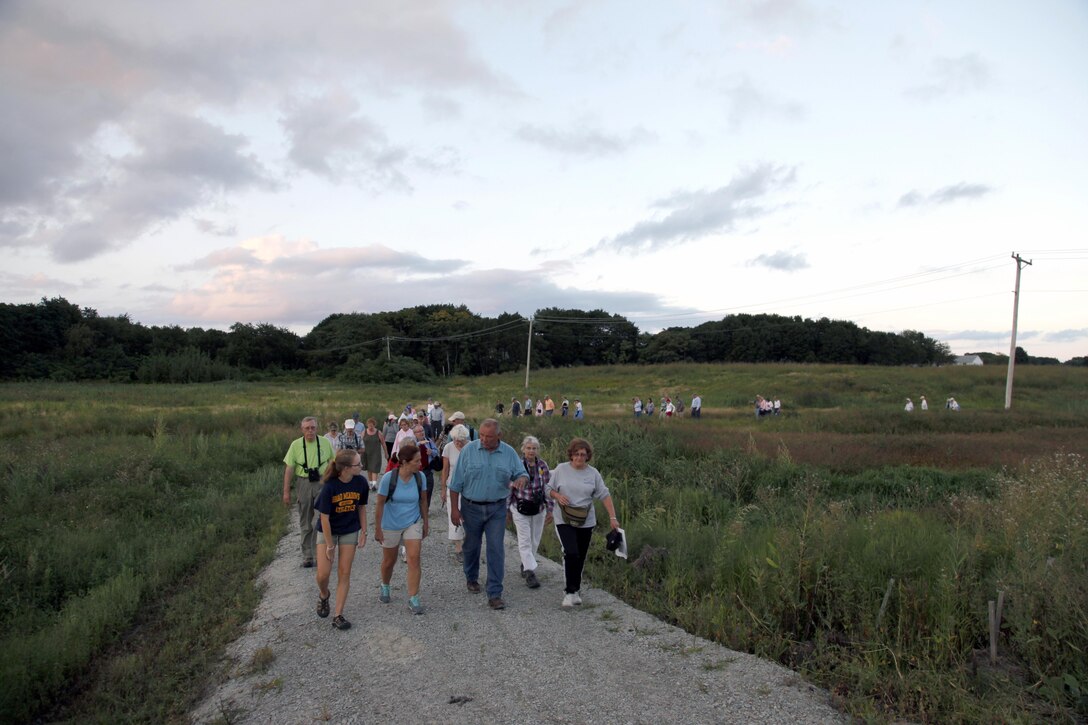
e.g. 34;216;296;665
2;0;1086;360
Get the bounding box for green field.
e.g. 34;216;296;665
1;363;1086;722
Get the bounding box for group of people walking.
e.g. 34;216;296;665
632;394;702;419
500;395;584;419
283;411;620;630
904;395;960;411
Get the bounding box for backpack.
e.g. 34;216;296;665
386;471;425;504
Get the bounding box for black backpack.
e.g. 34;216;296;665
386;471;425;504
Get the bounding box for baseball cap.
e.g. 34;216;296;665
343;419;356;430
450;411;466;421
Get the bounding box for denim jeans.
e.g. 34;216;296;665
460;499;508;598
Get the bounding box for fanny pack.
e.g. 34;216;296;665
560;503;590;527
515;497;543;516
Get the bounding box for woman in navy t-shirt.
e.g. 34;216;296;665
314;449;369;630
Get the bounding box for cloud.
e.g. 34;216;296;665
27;111;275;262
0;271;79;296
906;53;991;100
723;77;804;131
165;236;680;327
748;249;809;271
0;1;515;260
1042;328;1088;343
595;163;796;253
515;123;655;158
735;34;796;56
898;182;993;208
193;218;238;237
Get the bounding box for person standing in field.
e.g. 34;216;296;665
361;417;384;490
546;437;620;608
510;436;552;589
314;449;368;630
633;397;642;418
430;401;445;431
561;397;569;417
544;395;555;416
645;397;655;416
374;442;429;615
690;393;701;419
574;399;584;419
920;395;928;411
449;419;528;610
283;416;336;568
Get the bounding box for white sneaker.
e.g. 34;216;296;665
562;593;576;608
572;591;582;605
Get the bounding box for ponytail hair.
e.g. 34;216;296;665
323;448;360;482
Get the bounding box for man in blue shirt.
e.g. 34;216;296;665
449;419;528;610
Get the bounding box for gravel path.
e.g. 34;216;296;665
191;504;843;724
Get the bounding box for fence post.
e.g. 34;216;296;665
876;577;895;629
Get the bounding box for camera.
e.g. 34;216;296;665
306;468;321;482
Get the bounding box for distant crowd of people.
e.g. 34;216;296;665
497;395;584;419
904;395;960;412
282;401;622;629
754;395;781;417
631;394;702;419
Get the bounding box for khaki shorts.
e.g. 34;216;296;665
380;519;423;548
326;530;361;546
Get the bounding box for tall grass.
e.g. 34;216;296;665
1;365;1085;722
532;424;1088;722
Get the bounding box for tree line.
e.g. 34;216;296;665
1;296;1078;383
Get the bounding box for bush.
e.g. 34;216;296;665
339;354;436;384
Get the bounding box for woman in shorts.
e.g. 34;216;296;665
374;442;429;614
314;449;369;630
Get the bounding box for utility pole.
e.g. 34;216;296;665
1004;252;1032;410
386;336;391;361
524;317;534;389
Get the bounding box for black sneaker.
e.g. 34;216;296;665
317;595;330;618
301;559;315;568
525;570;540;589
331;615;351;630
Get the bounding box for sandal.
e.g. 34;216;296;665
331;615;351;630
316;595;330;618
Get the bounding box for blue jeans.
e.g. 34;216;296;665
461;499;508;598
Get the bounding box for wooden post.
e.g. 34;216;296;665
988;600;997;663
876;577;895;629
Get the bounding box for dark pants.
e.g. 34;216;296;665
423;469;436;508
555;524;594;594
691;407;701;419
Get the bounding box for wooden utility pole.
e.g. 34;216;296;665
524;317;534;389
1004;252;1032;410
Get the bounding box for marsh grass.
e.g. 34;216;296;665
1;364;1085;722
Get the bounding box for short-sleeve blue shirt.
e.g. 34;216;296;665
448;439;527;501
378;470;427;530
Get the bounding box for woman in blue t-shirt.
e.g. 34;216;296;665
314;449;369;630
375;442;429;614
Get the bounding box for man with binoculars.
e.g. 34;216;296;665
283;416;336;568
